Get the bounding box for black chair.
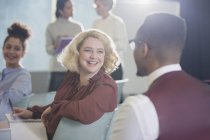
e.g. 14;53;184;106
48;72;66;92
204;79;210;85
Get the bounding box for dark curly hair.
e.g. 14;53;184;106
3;22;31;51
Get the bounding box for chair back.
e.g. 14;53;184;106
28;91;56;107
0;128;11;140
13;94;34;108
105;106;120;140
48;72;65;92
30;71;51;93
116;79;129;103
53;111;115;140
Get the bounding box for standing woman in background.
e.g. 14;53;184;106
92;0;128;80
0;22;32;123
46;0;83;91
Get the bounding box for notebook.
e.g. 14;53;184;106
6;114;48;140
56;36;72;54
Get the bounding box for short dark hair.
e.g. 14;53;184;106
55;0;70;18
135;12;187;51
95;0;116;11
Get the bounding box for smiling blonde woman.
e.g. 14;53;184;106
14;29;120;140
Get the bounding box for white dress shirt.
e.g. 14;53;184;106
110;64;182;140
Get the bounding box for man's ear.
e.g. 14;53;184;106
59;9;63;16
141;43;149;57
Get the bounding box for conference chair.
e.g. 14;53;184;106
30;71;51;93
116;79;129;103
105;106;120;140
52;110;116;140
28;91;56;107
0;128;11;140
48;72;65;92
13;94;34;108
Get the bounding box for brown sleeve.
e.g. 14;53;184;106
28;104;50;119
51;83;117;124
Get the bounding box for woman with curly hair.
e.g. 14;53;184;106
0;22;32;122
14;29;119;140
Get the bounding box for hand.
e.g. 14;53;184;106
41;106;52;126
13;107;33;119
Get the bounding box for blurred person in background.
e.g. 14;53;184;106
46;0;83;91
92;0;128;80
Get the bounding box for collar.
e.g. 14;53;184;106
89;69;105;82
3;67;22;75
147;64;182;87
57;17;69;22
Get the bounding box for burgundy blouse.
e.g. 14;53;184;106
29;70;118;137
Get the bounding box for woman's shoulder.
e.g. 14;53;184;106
109;14;125;26
17;68;31;76
18;67;29;72
68;19;84;30
5;67;31;79
95;70;116;86
64;71;78;82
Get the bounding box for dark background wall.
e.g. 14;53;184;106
180;0;210;81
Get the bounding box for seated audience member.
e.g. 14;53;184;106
110;13;210;140
0;22;32;122
14;29;119;140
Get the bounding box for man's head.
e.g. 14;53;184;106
94;0;116;16
133;12;187;76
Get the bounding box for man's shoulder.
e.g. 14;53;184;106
109;14;125;24
124;94;151;107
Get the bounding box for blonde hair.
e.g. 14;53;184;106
57;29;119;74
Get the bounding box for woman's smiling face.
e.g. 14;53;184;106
3;37;24;68
78;37;105;76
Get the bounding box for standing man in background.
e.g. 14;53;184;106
45;0;83;91
92;0;128;80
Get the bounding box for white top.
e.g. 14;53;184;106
110;64;182;140
45;17;83;71
92;13;128;63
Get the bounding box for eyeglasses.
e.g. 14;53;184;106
129;40;143;50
